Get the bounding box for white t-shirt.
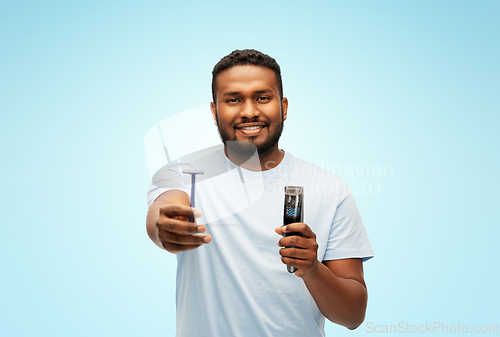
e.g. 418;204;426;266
147;149;374;337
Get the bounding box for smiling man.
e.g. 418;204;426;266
146;49;374;337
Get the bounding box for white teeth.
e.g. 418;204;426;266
241;126;262;130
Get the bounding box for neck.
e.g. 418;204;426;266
224;145;284;171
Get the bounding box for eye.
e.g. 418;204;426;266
256;96;270;101
226;98;240;103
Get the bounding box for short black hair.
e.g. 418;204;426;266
212;49;283;104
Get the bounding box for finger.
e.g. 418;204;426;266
160;204;203;220
173;215;189;222
281;223;316;239
280;256;317;269
278;235;314;249
162;242;203;252
157;217;206;234
279;247;316;260
280;257;317;278
159;231;212;245
280;256;308;268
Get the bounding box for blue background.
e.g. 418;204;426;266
1;1;498;336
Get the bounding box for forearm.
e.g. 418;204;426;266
302;262;367;330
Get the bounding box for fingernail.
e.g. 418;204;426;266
197;225;205;233
193;208;202;218
203;236;211;243
282;226;287;232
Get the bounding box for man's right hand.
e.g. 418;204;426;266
156;204;211;254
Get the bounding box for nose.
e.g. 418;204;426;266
239;100;260;119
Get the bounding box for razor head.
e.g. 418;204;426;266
284;186;304;209
183;169;204;175
284;186;303;196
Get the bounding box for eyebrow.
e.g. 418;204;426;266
223;91;240;96
254;89;272;94
223;89;272;96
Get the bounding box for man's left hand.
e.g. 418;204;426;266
275;223;319;279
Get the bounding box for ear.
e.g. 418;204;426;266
281;97;288;121
210;102;217;125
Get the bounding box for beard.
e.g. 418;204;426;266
215;111;284;156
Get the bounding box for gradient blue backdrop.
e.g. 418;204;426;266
1;1;498;336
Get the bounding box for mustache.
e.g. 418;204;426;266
234;117;269;128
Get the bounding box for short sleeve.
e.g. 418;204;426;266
146;163;190;207
322;182;374;262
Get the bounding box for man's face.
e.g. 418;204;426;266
210;65;288;155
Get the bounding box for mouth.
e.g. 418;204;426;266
235;123;266;137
